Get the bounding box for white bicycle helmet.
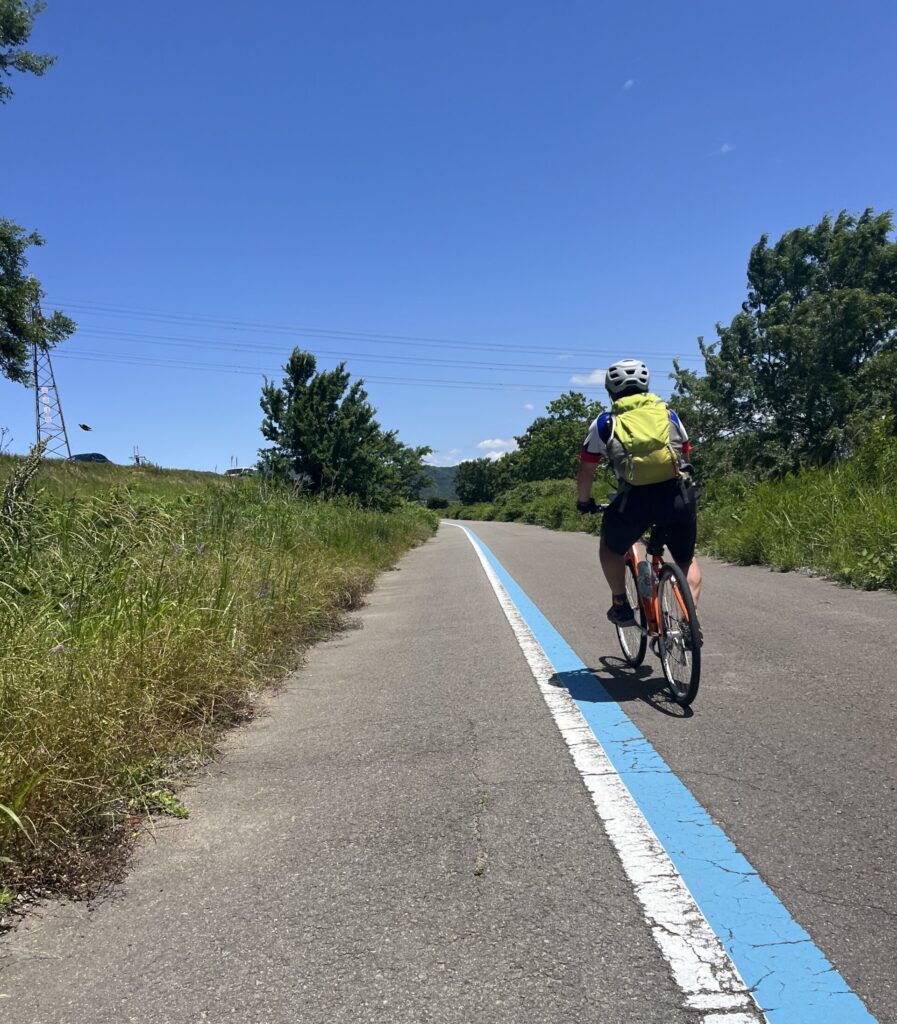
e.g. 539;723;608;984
605;358;649;397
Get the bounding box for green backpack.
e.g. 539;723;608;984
607;393;681;486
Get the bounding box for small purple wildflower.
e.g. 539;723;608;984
51;642;67;654
257;580;272;599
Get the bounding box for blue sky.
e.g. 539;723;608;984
2;0;895;470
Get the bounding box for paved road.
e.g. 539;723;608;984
2;521;894;1023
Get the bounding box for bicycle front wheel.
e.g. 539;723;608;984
616;560;647;666
657;563;701;706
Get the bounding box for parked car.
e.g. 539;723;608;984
224;467;257;477
69;452;111;463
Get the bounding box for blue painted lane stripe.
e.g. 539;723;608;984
464;527;876;1024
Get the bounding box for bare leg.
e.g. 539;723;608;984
599;536;628;596
676;556;702;605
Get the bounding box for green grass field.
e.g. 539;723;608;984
0;455;436;905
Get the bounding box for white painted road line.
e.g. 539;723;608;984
451;523;762;1022
450;523;878;1024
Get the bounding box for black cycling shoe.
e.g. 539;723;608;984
607;601;636;627
682;622;703;650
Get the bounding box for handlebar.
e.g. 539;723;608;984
595;492;617;513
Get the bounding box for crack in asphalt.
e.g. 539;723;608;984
787;883;897;922
749;938;812;949
0;952;65;973
678;768;781;796
684;857;759;879
466;718;490;880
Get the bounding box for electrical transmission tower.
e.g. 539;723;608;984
32;301;71;459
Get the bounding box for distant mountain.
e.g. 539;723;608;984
420;464;458;501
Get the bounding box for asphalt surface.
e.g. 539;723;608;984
2;521;895;1023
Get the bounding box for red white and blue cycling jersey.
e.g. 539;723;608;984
580;408;692;465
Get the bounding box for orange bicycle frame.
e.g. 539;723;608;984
625;540;690;637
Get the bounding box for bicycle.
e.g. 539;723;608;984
597;505;702;706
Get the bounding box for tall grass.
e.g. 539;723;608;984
0;458;436;898
698;422;897;589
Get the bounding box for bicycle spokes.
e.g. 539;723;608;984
657;565;701;706
615;558;647;666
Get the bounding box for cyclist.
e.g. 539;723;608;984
575;358;701;628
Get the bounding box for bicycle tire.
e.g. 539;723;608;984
616;560;647;666
656;562;701;706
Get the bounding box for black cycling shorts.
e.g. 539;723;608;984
601;479;697;562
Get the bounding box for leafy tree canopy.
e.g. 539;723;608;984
454;457;500;504
0;0;54;103
0;219;75;384
673;209;897;476
511;390;605;483
258;348;431;508
1;8;69;385
455;391;605;503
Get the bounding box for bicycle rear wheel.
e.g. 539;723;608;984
657;562;701;706
616;560;647;666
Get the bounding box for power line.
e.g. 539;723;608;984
69;327;663;375
54;349;608;393
46;297;705;363
47;298;596;352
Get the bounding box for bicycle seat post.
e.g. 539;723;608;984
645;524;667;558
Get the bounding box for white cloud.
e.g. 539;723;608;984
622;78;636;91
523;402;535;411
424;449;462;467
570;368;606;386
709;142;736;157
476;438;518;461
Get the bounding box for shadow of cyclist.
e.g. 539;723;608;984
549;658;693;720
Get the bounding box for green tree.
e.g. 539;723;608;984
673;209;897;476
455;391;606;502
0;220;75;383
0;0;54;103
379;429;433;502
2;6;71;386
455;457;500;504
850;349;897;433
511;391;605;482
259;348;430;507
